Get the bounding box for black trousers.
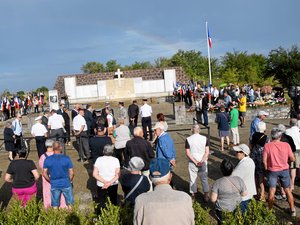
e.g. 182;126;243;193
96;184;118;213
142;116;152;141
114;147;125;167
35;136;46;158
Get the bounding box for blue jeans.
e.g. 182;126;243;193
51;186;74;207
267;169;290;189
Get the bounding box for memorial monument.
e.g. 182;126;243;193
53;67;189;103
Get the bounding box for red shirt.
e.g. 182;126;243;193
263;141;293;171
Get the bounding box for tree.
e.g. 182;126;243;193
130;61;153;70
166;50;218;82
105;60;121;72
81;62;104;74
220;51;267;85
265;45;300;87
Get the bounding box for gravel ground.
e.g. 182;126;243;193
0;101;299;224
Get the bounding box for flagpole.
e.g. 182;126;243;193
206;21;212;89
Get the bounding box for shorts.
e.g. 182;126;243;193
267;169;290;189
51;186;74;207
239;111;246;117
219;130;230;138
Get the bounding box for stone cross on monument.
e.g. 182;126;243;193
114;68;123;80
114;68;123;87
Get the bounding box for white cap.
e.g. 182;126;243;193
233;144;250;156
153;122;165;130
258;111;269;116
35;116;43;121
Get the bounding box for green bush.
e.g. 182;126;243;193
0;198;279;225
193;201;213;225
222;199;278;225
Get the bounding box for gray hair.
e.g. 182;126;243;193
129;157;145;172
103;144;114;156
5;121;12;128
45;139;54;148
277;124;286;133
271;127;282;140
256;121;266;133
192;124;200;134
290;118;298;127
150;172;170;185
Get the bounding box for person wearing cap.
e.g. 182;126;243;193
38;139;66;209
228;102;239;147
285;118;300;192
211;159;247;224
101;102;114;120
128;100;139;134
263;127;296;217
237;91;247;127
153;122;176;167
232;144;256;212
215;105;230;151
73;108;91;162
120;157;150;206
134;158;194;225
43;141;74;210
31;115;48;158
89;125;112;163
195;91;209;127
249;121;268;201
118;102;128;125
93;144;120;212
140;98;153;141
185;124;210;201
249;110;268;141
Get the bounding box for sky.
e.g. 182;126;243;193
0;0;299;92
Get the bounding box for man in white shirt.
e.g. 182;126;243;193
285;118;300;191
31;115;48;158
140;99;153;141
185;124;210;201
73;108;91;162
232;144;256;212
48;109;65;143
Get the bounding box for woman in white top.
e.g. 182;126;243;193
93;144;120;213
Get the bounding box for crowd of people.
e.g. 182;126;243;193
0;93;46;121
2;94;300;224
174;81;286;109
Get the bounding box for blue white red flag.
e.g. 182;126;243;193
207;28;212;48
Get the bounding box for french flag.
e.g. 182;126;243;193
207;28;212;48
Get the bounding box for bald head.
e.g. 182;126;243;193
133;127;144;137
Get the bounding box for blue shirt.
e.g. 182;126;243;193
156;132;176;161
12;119;22;136
250;117;261;139
43;154;73;189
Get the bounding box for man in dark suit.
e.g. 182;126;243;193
84;104;94;136
128;100;139;134
195;92;209;127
